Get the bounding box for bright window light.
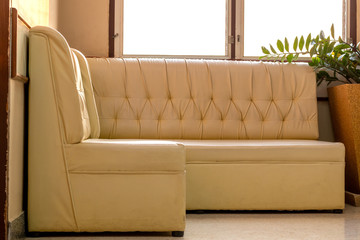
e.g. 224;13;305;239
123;0;227;56
244;0;344;57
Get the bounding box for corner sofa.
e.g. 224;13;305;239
28;26;345;235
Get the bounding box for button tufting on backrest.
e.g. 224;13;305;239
87;58;319;140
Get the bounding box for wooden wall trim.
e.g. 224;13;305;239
0;0;9;239
11;8;29;84
11;8;17;79
17;15;31;30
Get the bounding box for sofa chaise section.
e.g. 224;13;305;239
177;139;344;210
87;58;345;211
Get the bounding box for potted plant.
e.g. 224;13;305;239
260;25;360;202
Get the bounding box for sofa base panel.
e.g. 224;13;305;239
186;163;345;210
29;173;185;232
70;173;186;232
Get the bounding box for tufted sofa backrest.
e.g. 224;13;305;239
87;58;318;140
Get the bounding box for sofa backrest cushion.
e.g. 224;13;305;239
29;26;92;143
72;49;101;138
87;58;318;140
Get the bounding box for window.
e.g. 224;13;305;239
242;0;346;57
114;0;352;59
122;0;229;57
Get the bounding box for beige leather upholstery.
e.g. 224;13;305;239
177;140;344;163
186;162;344;210
66;139;185;172
87;58;344;211
29;26;90;144
175;140;344;210
28;26;186;232
72;49;100;138
87;58;318;140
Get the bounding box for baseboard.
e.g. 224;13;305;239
8;212;25;240
345;191;360;207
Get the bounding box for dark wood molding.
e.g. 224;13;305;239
230;0;236;59
108;0;115;57
11;8;17;79
350;0;357;44
0;0;9;239
12;75;28;84
10;8;29;84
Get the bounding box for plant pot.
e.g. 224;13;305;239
328;84;360;194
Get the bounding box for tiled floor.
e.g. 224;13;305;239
26;204;360;240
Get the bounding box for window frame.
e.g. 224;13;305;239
111;0;356;60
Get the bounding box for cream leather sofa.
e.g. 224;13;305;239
28;26;345;234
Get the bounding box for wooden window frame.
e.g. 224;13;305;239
109;0;115;57
349;0;357;44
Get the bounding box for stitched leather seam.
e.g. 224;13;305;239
37;33;80;231
136;59;148;138
187;161;344;164
68;170;185;175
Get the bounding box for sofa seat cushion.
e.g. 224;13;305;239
65;139;185;172
174;140;344;163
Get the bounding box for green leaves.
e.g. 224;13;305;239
338;36;344;43
285;38;289;52
277;40;284;52
299;36;305;51
320;30;325;40
259;24;360;85
261;46;270;55
281;55;286;62
293;37;298;51
270;44;277;54
329;41;336;53
308;56;320;67
306;34;311;51
334;43;350;52
294;53;300;61
286;54;294;63
309;44;317;57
